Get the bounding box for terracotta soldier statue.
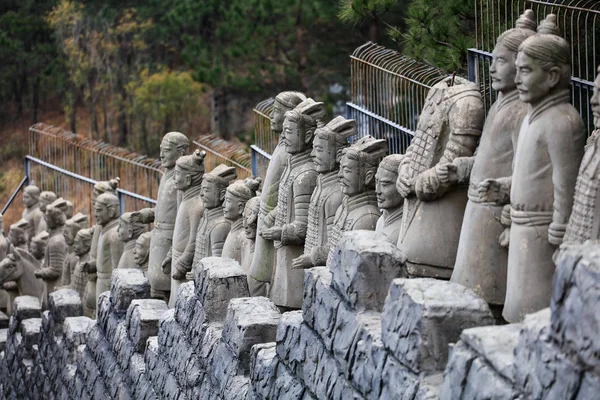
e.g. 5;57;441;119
35;198;69;307
260;98;326;310
61;213;89;286
446;11;536;317
190;164;237;272
83;178;119;317
326;135;387;266
563;67;600;245
241;197;260;273
375;154;405;244
3;220;32;311
64;227;93;299
8;220;30;252
501;15;585;322
222;178;262;264
167;150;206;307
91;193;124;301
396;74;484;279
117;211;154;269
36;191;58;234
22;185;43;243
248;91;307;297
291;116;354;270
30;231;49;263
145;132;189;300
134;232;152;273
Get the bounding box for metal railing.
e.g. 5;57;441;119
193;135;252;179
251;98;275;178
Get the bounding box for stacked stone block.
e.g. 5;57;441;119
441;242;600;399
144;257;282;399
250;231;495;399
76;268;167;399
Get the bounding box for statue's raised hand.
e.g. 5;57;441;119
478;178;510;204
292;254;313;270
260;226;282;241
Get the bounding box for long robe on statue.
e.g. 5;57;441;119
96;219;124;300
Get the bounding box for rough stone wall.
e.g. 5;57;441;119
440;242;600;400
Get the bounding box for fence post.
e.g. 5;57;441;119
251;146;258;178
118;191;125;216
467;49;477;84
25;156;30;186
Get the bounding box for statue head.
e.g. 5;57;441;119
8;220;29;247
223;178;261;222
201;164;237;209
134;231;152;267
174;150;206;191
94;193;120;226
39;191;57;213
160;131;189;169
30;231;49;260
271;91;307;133
312;116;355;173
65;200;74;219
376;154;404;210
281;99;327;155
590;66;600;128
338;136;388;196
492;9;537;93
117;210;153;242
243;196;261;240
73;227;93;257
92;178;119;205
64;213;89;246
516;14;571;106
45;198;68;230
23;185;40;208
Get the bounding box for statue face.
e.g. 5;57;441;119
94;203;114;226
243;204;258;240
160;140;180;169
515;52;555;106
223;192;243;221
63;227;74;246
73;236;90;257
133;239;150;266
117;220;133;242
8;230;25;247
271;102;286;133
23;191;37;208
311;135;336;173
281;118;303;155
173;166;191;191
44;211;61;230
338;156;361;196
39;197;51;213
200;180;223;209
490;43;517;93
376;168;402;210
30;241;46;259
591;72;600;128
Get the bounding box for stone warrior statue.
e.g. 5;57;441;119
145;132;189;300
446;10;536;317
117;211;154;269
83;178;119;317
134;232;152;273
375;154;405;244
22;185;43;244
396;75;484;279
562;66;600;246
167;150;206;307
502;15;585;322
240;196;260;273
64;227;93;299
222;178;262;265
30;231;49;263
36;191;58;234
326;135;387;267
291;116;354;270
248;91;307;297
61;213;89;286
35;198;69;308
260;98;326;309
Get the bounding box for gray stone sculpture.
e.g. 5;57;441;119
501;14;585;322
8;219;29;251
146;131;189;300
30;231;49;262
21;185;43;243
222;178;262;266
325;135;387;267
191;164;237;271
375;154;405;244
241;196;260;273
134;232;152;273
117;211;153;269
396;75;484;279
35;198;69;307
61;213;89;286
291;116;354;270
448;11;536;316
167;149;206;307
248;91;307;297
36;191;58;234
65;227;93;299
260;98;326;309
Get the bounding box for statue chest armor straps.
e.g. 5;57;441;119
304;171;340;254
194;206;227;261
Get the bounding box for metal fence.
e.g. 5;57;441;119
193;135;252;179
471;0;600;134
347;42;449;154
251;98;275;178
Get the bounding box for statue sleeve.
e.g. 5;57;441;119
175;206;203;274
210;223;230;257
263;207;277;229
38;240;67;280
280;171;318;246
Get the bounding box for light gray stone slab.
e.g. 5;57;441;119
109;268;151;313
49;289;83;323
